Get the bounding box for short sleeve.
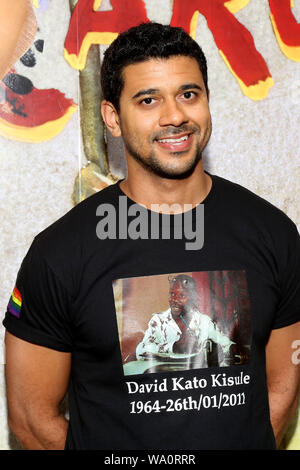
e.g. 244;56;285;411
3;239;73;352
272;222;300;329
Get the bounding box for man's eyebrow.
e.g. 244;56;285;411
132;88;160;100
179;83;203;92
132;83;203;100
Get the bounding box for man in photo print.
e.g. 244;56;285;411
136;274;234;365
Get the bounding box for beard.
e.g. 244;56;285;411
170;300;193;318
120;122;212;180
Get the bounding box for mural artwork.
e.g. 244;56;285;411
0;1;77;143
65;0;300;201
1;0;299;202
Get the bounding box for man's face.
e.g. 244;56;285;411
169;282;191;318
117;56;212;178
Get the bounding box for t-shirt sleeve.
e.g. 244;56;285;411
3;239;73;352
272;222;300;329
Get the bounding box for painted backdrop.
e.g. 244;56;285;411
0;0;299;449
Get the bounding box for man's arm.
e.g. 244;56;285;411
266;321;300;448
136;315;166;359
4;331;71;450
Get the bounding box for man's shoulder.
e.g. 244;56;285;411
214;173;276;210
27;182;120;272
192;309;212;323
213;173;297;231
151;309;172;322
35;182;120;246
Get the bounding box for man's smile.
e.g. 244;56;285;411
154;132;194;152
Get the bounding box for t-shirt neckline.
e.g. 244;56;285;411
114;171;218;217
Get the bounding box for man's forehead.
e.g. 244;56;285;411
121;56;205;96
170;282;189;291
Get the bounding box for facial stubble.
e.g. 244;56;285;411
120;122;212;180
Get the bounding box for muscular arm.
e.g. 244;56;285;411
5;331;71;450
266;321;300;448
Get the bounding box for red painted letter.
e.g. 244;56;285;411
64;0;148;70
269;0;300;61
171;0;273;100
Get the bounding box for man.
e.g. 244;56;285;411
3;23;300;450
136;274;234;363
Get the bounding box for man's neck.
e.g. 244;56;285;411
119;161;212;214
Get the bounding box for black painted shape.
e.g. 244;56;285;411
5;92;27;117
34;39;44;53
2;73;34;95
20;48;36;67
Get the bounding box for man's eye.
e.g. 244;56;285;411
141;97;154;105
182;91;195;100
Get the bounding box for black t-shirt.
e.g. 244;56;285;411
3;174;300;450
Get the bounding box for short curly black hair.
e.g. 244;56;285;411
101;22;208;112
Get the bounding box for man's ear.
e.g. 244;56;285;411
101;100;122;138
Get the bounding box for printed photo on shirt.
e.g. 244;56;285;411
112;270;252;376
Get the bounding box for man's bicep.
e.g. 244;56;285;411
5;331;71;422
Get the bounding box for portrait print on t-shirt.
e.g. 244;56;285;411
112;270;252;376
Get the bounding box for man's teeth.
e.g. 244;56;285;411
157;135;189;143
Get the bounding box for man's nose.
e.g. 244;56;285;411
171;292;180;302
159;98;188;127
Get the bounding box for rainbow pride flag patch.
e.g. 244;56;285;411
7;286;22;318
